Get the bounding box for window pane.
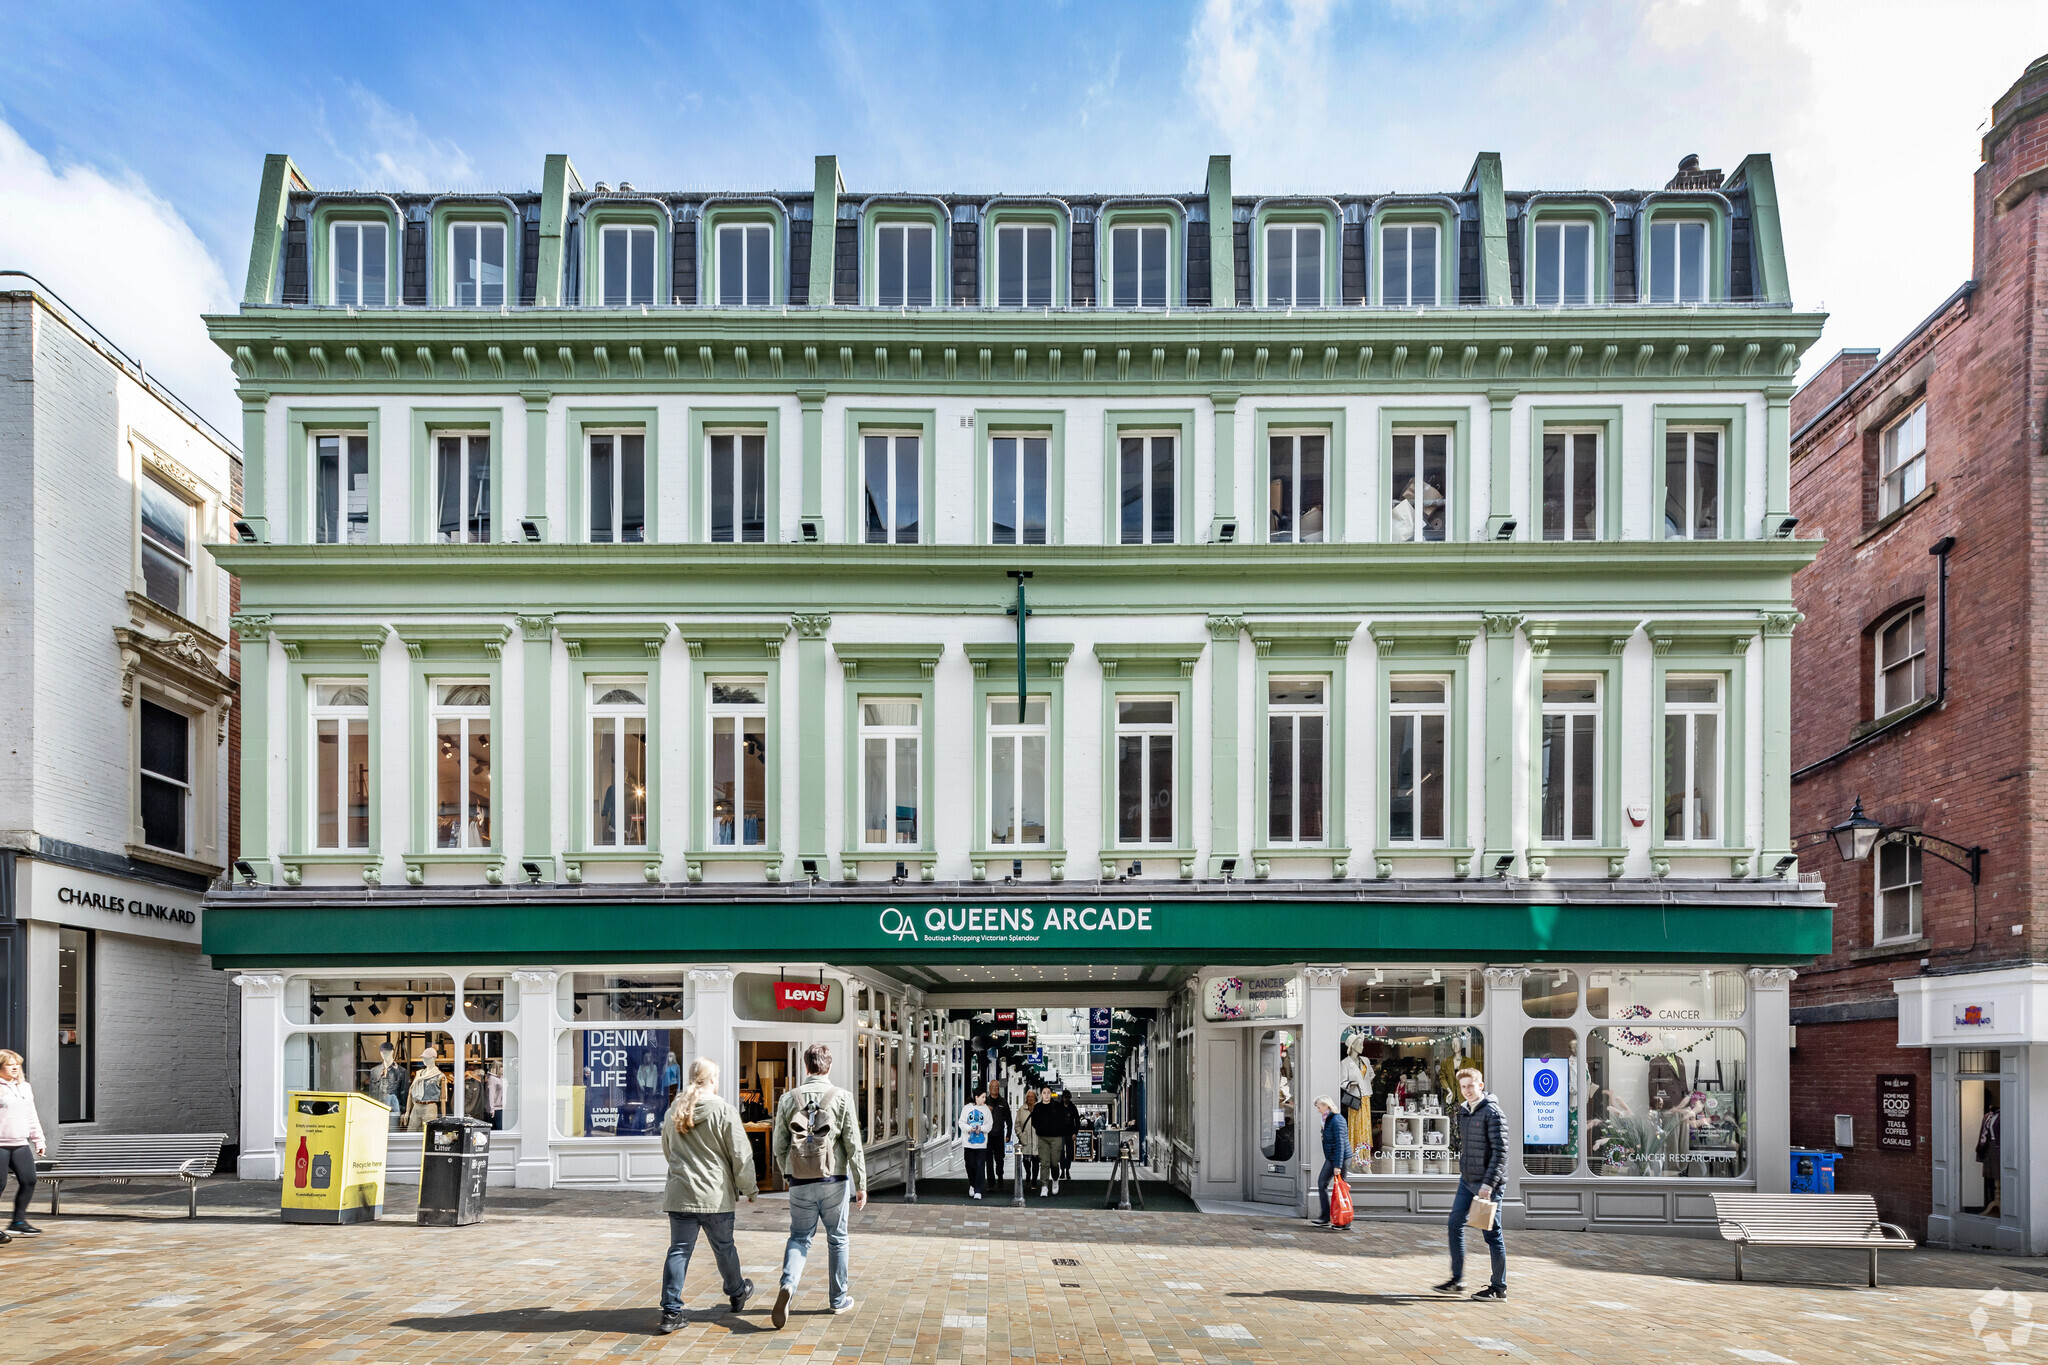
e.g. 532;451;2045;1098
346;436;370;544
1410;225;1436;305
1382;226;1407;305
140;475;189;558
347;723;369;848
1268;714;1294;842
894;436;919;542
316;435;339;543
1664;431;1690;537
1112;227;1137;307
1523;1027;1579;1173
1150;436;1174;543
741;716;766;846
592;717;617;845
436;436;462;540
1421;434;1447;541
360;225;386;305
1118;699;1173;725
1589;1026;1746;1178
997;226;1023;306
603;228;627;305
1649;221;1675;303
864;737;887;843
1572;435;1599;539
1679;221;1706;303
1692;432;1719;538
711;716;736;845
1418;714;1445;841
620;435;645;542
1119;437;1144;544
1026;225;1052;306
336;224;359;304
906;226;932;306
709;433;734;542
480;224;505;307
141;699;189;783
1020;734;1046;844
1534;223;1559;306
992;437;1016;544
630;227;655;305
1571;715;1596;840
1663;715;1686;840
1299;714;1323;841
1390;680;1445;706
1147;735;1173;841
864;435;890;543
991;734;1016;844
436;717;461;848
1691;712;1717;840
1297;226;1320;304
454;225;477;306
879;225;905;305
745;226;770;305
1269;435;1294;542
1022;437;1047;544
623;716;646;847
1389;714;1415;841
1563;223;1590;305
719;226;743;306
740;434;765;543
1266;226;1292;306
589;436;613;542
894;734;918;844
1299;434;1324;543
1540;713;1566;843
1118;735;1142;841
140;541;184;614
1542;433;1566;540
1140;226;1166;307
466;436;490;543
318;718;339;848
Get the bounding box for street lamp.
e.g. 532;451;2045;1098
1829;798;1885;864
1799;796;1984;885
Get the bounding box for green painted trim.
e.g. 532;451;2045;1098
240;393;270;539
972;408;1066;546
535;155;580;308
1249;626;1351;869
843;408;938;545
1638;198;1730;302
1101;409;1197;546
1095;203;1185;308
861;202;947;308
564;651;661;860
1376;405;1473;543
430;204;519;308
1253;406;1346;543
687;407;783;543
1648;622;1755;873
701;203;786;308
1206;156;1234;310
284;407;381;545
1482;614;1517;872
1764;386;1792;529
1251;204;1341;309
1758;612;1799;872
837;644;941;869
1523;624;1631;861
1369;621;1475;869
1518;201;1615;305
402;632;506;868
1207;617;1241;877
1210;391;1239;535
966;644;1070;874
1369;204;1458;307
202;896;1835;968
1485;390;1512;532
579;204;669;306
1468;154;1510;306
520;617;553;880
309;203;402;308
1095;643;1201;867
685;627;786;872
1732;154;1790;305
1651;403;1748;541
979;205;1070;308
799;390;825;524
810;156;843;309
565;406;660;544
245;154;301;306
284;654;382;863
408;408;506;543
521;391;551;541
795;623;827;866
238;627;272;873
1526;405;1622;542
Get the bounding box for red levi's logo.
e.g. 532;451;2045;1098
775;982;830;1012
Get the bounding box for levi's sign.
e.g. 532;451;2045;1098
774;981;831;1012
879;904;1154;945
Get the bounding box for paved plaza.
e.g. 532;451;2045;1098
0;1179;2034;1363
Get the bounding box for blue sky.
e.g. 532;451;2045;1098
3;0;2044;434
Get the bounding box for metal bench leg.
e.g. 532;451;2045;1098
1869;1249;1878;1289
48;1179;57;1218
1733;1243;1743;1281
189;1177;198;1219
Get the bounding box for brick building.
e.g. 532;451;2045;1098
1788;53;2048;1253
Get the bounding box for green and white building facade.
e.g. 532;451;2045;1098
206;149;1828;1230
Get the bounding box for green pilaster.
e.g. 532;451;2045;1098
1764;384;1793;534
1760;611;1801;876
1482;611;1522;872
536;154;580;307
239;388;268;540
810;156;844;309
1733;154;1791;305
243;155;302;306
522;390;551;540
799;388;826;531
1206;155;1234;308
1211;389;1239;539
520;615;555;879
232;615;272;878
1467;153;1510;305
1486;389;1514;537
795;613;830;864
1207;614;1243;877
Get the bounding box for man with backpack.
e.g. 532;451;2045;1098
770;1043;867;1326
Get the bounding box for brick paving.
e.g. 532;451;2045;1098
0;1179;2034;1362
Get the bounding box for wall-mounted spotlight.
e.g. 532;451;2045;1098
1493;854;1515;878
1218;857;1236;883
520;519;542;543
801;858;820;884
233;520;259;544
1773;516;1800;540
522;860;544;884
893;861;907;885
1493;518;1518;541
1772;854;1798;878
234;859;258;886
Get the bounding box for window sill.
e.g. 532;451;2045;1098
1372;846;1478;879
1249;846;1354;879
969;849;1068;882
1856;481;1938;546
562;849;661;884
1525;846;1631;879
1851;698;1937;742
683;849;785;882
1648;846;1757;878
841;852;937;882
1098;848;1199;880
124;843;225;880
401;850;508;886
1850;937;1929;962
278;850;380;888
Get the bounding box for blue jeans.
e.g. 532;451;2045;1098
1317;1159;1337;1221
782;1180;852;1305
661;1211;746;1314
1447;1180;1506;1289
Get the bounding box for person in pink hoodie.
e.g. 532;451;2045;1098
0;1049;46;1239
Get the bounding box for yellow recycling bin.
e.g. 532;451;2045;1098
282;1091;390;1224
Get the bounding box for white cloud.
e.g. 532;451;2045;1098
314;84;477;190
1186;0;1337;177
0;115;238;435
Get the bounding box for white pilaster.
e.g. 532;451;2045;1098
1748;967;1796;1194
233;973;286;1179
509;969;559;1188
689;968;738;1095
1300;966;1348;1215
1483;966;1531;1225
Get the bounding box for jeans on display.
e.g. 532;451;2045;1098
660;1211;747;1313
1317;1159;1337;1221
1447;1180;1506;1289
3;1146;35;1222
781;1179;852;1305
963;1146;987;1194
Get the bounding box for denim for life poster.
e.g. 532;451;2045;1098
580;1028;671;1136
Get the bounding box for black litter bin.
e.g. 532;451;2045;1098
418;1116;491;1226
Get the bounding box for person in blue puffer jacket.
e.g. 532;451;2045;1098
1310;1096;1351;1228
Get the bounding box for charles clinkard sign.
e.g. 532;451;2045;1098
879;904;1155;946
57;884;198;925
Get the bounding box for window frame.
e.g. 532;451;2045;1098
287;408;380;546
308;678;373;854
1524;627;1628;871
1526;408;1621;543
138;696;193;855
1249;624;1355;872
985;214;1062;308
1368;625;1475;876
984;696;1050;851
1384;676;1451;848
1660;674;1725;849
688;408;780;545
1262;675;1330;848
309;430;372;546
1530;219;1594;307
446;219;508;308
980;416;1059;547
966;642;1071;876
1874;832;1924;945
704;674;772;853
282;634;388;873
699;205;784;307
1874;603;1927;719
1538;675;1602;846
705;428;770;545
325;216;391;308
427;678;495;853
1092;643;1200;872
1096;205;1183;309
409;409;504;545
1651;406;1746;543
1257;413;1338;545
1538;426;1604;543
856;696;924;851
1879;401;1928;518
1522;206;1611;307
1115;430;1180;546
859;431;923;546
56;926;94;1124
138;468;195;617
1371;210;1452;308
1639;200;1726;305
567;408;658;545
1646;625;1752;872
430;430;493;545
865;207;945;309
1380;408;1470;544
596;222;660;307
1261;221;1328;308
1112;693;1179;848
582;674;652;854
843;409;936;546
430;205;518;308
835;644;942;875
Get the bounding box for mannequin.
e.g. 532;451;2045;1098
1340;1032;1374;1155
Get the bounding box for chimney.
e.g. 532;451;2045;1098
1665;154;1725;191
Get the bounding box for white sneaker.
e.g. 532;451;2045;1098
1039;1186;1049;1197
1051;1180;1060;1194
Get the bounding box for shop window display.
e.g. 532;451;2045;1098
1203;974;1301;1021
1258;1029;1297;1162
1587;968;1746;1020
286;976;456;1026
1587;1026;1746;1177
1341;967;1484;1019
1522;969;1579;1019
556;1027;689;1137
284;1030;456;1131
558;971;695;1022
462;974;520;1023
1521;1028;1579;1175
461;1032;518;1130
1338;1023;1483;1175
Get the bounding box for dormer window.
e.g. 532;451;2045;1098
876;223;935;307
1380;223;1437;307
1646;218;1708;304
601;225;656;306
451;223;506;307
1108;225;1168;307
330;221;387;307
1265;224;1322;307
1531;221;1593;306
995;224;1053;306
717;224;771;306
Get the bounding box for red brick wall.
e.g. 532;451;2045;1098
1790;1020;1932;1238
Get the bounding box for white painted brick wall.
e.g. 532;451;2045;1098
75;931;241;1138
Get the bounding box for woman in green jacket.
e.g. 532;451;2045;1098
656;1058;759;1334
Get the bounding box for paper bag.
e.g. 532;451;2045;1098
1470;1194;1498;1231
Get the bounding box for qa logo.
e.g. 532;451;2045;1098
879;907;919;941
1971;1288;2034;1358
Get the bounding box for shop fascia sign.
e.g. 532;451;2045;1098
55;884;197;925
773;981;830;1012
878;903;1155;945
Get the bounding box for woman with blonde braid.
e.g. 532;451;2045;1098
654;1058;758;1334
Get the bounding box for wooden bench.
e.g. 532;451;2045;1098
1712;1192;1915;1287
39;1134;227;1219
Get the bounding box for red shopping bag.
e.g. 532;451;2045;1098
1328;1174;1354;1228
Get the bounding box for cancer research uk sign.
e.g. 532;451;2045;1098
877;903;1156;945
1524;1057;1570;1145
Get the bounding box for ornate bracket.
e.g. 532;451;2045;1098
233;972;286;999
1745;966;1798;991
1302;966;1349;987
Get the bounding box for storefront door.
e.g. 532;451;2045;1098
736;1036;803;1192
1932;1046;2026;1252
1251;1028;1299;1205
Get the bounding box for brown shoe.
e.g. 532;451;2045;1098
771;1285;790;1329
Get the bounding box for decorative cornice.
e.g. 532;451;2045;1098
113;626;234;706
1302;966;1349;986
1745;966;1798;991
233;972;286;999
516;614;556;642
1760;611;1804;638
1481;611;1524;639
1205;614;1245;640
790;613;832;640
687;967;736;989
1483;966;1532;988
229;612;273;642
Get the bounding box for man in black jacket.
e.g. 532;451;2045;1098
1436;1066;1508;1300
